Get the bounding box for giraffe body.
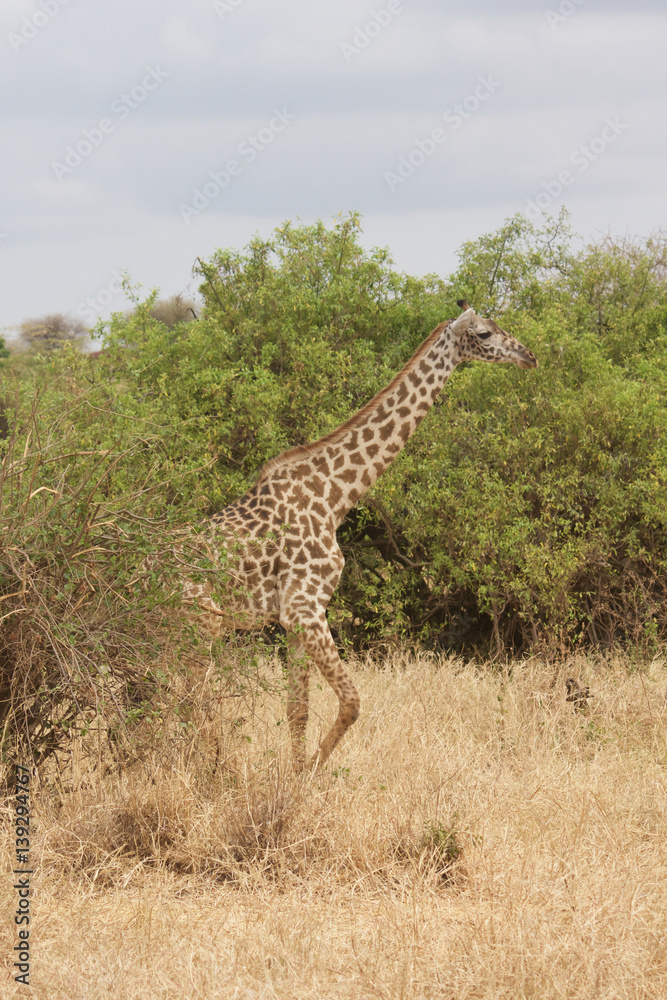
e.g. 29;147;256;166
180;304;537;769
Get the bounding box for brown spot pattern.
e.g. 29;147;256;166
167;309;535;772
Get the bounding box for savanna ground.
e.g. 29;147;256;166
2;651;667;999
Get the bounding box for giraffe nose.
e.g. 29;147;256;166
517;349;538;370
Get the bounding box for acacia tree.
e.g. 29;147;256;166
20;313;87;352
148;294;198;328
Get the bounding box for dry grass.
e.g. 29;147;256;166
3;651;667;998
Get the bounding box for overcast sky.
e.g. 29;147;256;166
1;0;665;337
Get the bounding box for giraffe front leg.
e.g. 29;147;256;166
285;632;310;772
297;618;360;771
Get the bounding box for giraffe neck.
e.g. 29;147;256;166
323;321;458;522
259;321;459;527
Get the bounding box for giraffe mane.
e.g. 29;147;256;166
256;320;451;484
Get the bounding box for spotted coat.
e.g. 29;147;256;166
180;303;537;769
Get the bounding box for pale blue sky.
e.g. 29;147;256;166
1;0;665;335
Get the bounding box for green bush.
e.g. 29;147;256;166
2;210;666;704
93;215;449;507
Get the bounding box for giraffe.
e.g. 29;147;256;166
179;300;538;770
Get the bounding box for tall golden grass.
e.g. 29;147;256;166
2;651;667;998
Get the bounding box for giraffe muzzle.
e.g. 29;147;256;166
516;349;538;370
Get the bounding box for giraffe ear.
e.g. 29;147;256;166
456;299;472;312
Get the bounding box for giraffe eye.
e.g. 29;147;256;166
477;332;492;340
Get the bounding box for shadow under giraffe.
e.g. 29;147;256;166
180;301;538;770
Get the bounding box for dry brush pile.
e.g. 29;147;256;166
0;372;228;772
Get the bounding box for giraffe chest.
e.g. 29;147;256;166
185;480;342;635
182;532;282;637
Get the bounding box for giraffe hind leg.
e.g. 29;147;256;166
285;633;310;772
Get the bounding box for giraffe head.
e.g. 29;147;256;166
450;299;538;370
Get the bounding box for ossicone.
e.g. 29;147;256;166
456;299;471;312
